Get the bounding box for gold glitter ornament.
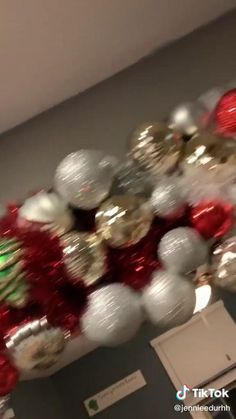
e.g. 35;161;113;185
128;121;183;176
96;195;153;248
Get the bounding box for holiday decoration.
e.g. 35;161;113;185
96;195;153;248
214;89;236;136
0;238;29;308
55;150;117;209
18;191;74;235
142;270;196;328
128;122;183;176
189;200;233;239
169;102;203;136
193;271;213;314
212;237;236;292
150;177;186;219
0;395;10;417
60;231;106;286
0;355;19;396
81;284;143;346
111;159;152;198
158;227;208;274
5;318;66;371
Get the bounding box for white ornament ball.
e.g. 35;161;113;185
142;270;195;328
150;178;185;218
55;150;117;210
81;284;143;346
158;227;208;274
169;102;203;136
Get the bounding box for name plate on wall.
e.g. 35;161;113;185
84;370;146;416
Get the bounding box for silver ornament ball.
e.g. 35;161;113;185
55;150;117;210
142;270;196;328
81;284;143;346
158;227;208;274
212;237;236;292
150;177;186;218
169;102;203;136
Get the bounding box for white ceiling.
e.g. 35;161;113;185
0;0;235;134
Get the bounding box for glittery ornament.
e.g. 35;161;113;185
5;318;66;371
158;227;208;274
190;200;233;239
96;195;153;248
128;122;183;176
81;284;143;346
150;177;186;219
212;237;236;292
0;355;19;396
55;150;117;210
60;231;106;287
169;102;203;136
142;270;195;328
215;89;236;136
0;238;29;308
111;159;153;198
18;191;74;236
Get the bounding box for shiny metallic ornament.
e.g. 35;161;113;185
55;150;117;210
111;159;153;198
142;270;195;328
150;177;186;218
212;237;236;292
5;318;66;371
198;87;225;113
0;395;9;417
169;102;203;136
61;231;106;286
128;122;183;176
96;195;153;248
81;284;143;346
182;131;236;173
158;227;208;274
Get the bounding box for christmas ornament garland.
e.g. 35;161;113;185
1;85;236;400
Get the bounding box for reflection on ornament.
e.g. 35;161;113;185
214;89;236;136
111;159;152;198
142;270;195;328
5;318;66;371
150;177;186;219
55;150;117;209
81;284;143;346
169;102;202;136
212;237;236;292
194;284;212;314
158;227;208;274
61;231;106;286
96;195;153;248
128;121;183;176
18;191;74;236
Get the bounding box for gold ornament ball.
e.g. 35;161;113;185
128;121;183;176
182;131;236;172
96;195;153;248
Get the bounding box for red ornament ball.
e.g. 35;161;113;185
0;355;19;396
190;200;233;239
215;89;236;136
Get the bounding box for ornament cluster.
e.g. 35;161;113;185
1;84;236;406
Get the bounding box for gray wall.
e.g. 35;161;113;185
3;9;236;419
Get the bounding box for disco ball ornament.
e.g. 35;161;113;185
214;89;236;137
55;150;117;210
60;231;106;287
128;121;183;177
212;237;236;292
18;191;74;236
96;195;153;248
169;102;203;136
158;227;208;274
150;177;186;219
142;270;195;328
81;284;143;346
111;159;153;198
5;318;66;371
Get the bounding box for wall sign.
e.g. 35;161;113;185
84;370;146;416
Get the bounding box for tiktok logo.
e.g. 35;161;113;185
176;384;191;400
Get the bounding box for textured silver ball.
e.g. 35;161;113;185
81;284;143;346
212;237;236;292
142;270;195;328
150;178;185;218
169;102;202;136
55;150;117;210
158;227;208;274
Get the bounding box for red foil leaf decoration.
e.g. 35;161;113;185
215;89;236;137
